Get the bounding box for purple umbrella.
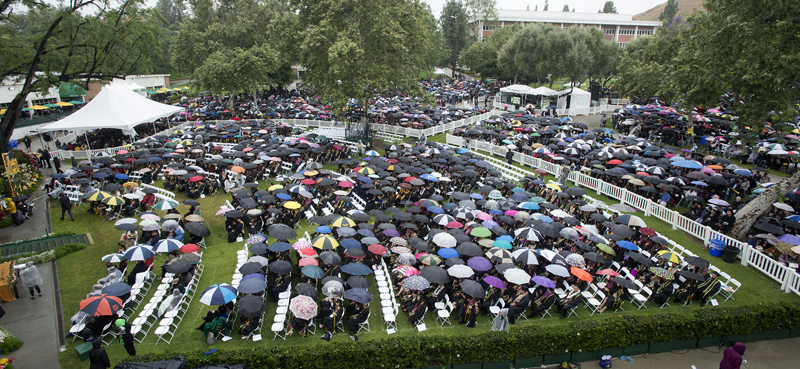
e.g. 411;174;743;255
482;220;499;229
468;256;493;271
510;193;529;202
383;229;401;237
531;276;556;288
483;275;506;289
778;234;800;245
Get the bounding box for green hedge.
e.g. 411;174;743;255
117;302;800;369
0;243;86;264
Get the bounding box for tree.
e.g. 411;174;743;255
573;27;620;88
498;23;562;85
155;0;186;24
543;0;549;11
460;23;520;79
659;0;679;25
289;0;434;112
602;1;617;13
172;0;291;107
615;26;684;103
562;4;569;12
0;0;161;152
465;0;497;42
441;0;471;78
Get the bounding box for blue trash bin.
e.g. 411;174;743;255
700;136;708;145
709;239;725;257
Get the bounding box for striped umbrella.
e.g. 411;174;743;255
391;245;411;254
356;167;375;175
330;216;356;228
152;199;179;211
311;235;339;250
79;294;124;316
102;253;125;263
153;239;183;253
101;196;125;206
485;247;513;264
199;284;238;306
395;265;420;277
86;191;112;202
657;250;682;264
123;245;154;261
417;253;441;266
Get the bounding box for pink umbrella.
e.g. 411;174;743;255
292;240;312;251
298;258;318;266
700;167;716;174
476;212;492;221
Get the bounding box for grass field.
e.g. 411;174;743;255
53;143;800;369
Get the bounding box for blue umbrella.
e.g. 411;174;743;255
115;174;129;180
672;160;703;169
539;215;554;223
316;226;332;234
427;206;444;214
493;240;513;249
734;169;753;177
340;239;362;250
357;229;375;237
301;265;325;279
497;235;514;243
242;273;266;282
442;203;458;211
469;193;484;199
616;241;639;251
344;288;374;304
276;193;292;200
199;284;238;305
268;242;291;252
341;263;373;276
520;202;540;210
488;209;504;215
93;172;109;178
437;248;459;259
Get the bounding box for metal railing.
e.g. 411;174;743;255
445;134;800;296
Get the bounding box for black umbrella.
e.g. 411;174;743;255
609;224;634;238
583;252;607;264
269;260;292;274
249;243;268;255
268;224;297;240
347;276;370;288
420;265;451;284
295;283;319;300
101;283;132;297
239;262;263;275
683;256;710;268
460;280;485;298
612;276;637;290
115;223;139;232
677;270;705;282
753;222;784;235
319;251;342;265
186;223;210;237
238;295;265;318
625;252;654;267
225;210;245;218
183;200;200;206
164;259;192;274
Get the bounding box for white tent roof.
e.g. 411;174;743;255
39;85;183;132
433;68;448;75
557;88;592;110
500;84;537;95
530;86;559;96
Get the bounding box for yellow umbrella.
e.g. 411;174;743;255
283;201;301;209
657;250;682;264
532;143;544;148
268;184;283;191
311;235;339;250
546;183;563;191
356;167;375;175
28;105;49;110
330;216;356;228
55;101;74;106
101;196;125;206
122;182;138;189
0;109;5;114
87;191;112;202
304;170;318;176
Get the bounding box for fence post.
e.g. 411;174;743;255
702;227;711;246
620;189;627;204
740;246;750;267
671;211;679;230
644;201;652;217
781;266;790;291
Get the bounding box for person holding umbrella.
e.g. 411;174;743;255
554;285;582;319
505;284;530;324
319;292;344;342
115;318;136;356
344;300;369;342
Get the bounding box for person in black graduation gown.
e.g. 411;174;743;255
505;284;531;324
344;301;369;341
88;339;110;369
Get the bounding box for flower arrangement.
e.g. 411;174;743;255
0;326;23;354
0;356;16;369
0;149;42;196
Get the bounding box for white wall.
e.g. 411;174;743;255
0;79;60;106
125;75;169;89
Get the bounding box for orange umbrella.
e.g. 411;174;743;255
80;294;124;316
231;166;245;173
706;165;724;170
570;267;593;282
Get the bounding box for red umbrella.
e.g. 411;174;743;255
640;227;657;237
596;269;620;277
79;294;124;316
404;177;418;182
301;178;316;185
368;244;388;255
338;181;354;188
608;159;623;165
189;176;203;182
180;244;200;253
445;221;464;229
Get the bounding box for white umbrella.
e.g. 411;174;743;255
123;245;155;261
503;268;531;285
432;232;457;248
153;239;183;253
560;227;579;241
550;209;570;218
565;254;586;268
609;204;636;213
447;264;474;278
102;253;125;263
115;218;137;225
545;264;570;278
579;204;597;212
537;249;557;261
774;202;795;212
247;256;270;267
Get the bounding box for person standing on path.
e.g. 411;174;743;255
88;339;111;369
53;156;62;173
42;149;52;168
115;319;136;356
720;342;746;369
2;197;23;227
20;262;43;299
59;192;74;221
505;149;514;168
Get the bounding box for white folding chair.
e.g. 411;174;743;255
632;287;651;310
437;302;454;327
587;291;604;315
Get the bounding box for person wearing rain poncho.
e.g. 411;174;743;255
20;262;44;299
158;288;183;317
98;266;123;285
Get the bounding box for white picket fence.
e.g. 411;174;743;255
446;134;800;296
48;123;190;161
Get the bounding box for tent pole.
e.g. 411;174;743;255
84;131;92;151
36;128;47;152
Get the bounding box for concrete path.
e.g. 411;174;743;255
574;337;799;369
1;262;61;369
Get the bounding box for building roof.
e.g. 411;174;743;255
487;9;662;27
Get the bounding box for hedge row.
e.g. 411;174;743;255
0;243;86;264
118;302;800;369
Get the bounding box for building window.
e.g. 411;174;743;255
483;24;501;31
618;29;635;35
637;29;653;35
604;29;615;35
619;42;626;47
32;98;57;106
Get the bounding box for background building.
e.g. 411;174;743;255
475;10;662;47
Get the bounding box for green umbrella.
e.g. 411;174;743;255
470;227;492;238
152;200;179;211
595;243;615;254
530;197;546;204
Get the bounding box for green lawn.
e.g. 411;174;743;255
53;150;799;369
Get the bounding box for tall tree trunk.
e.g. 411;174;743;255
0;95;27;153
729;171;800;240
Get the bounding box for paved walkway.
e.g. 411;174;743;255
574;337;799;369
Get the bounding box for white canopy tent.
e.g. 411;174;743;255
530;86;559;96
498;84;559;109
39;85;183;134
499;84;537;95
557;88;591;111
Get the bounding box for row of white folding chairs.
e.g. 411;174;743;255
130;270;181;344
375;262;399;334
154;260;204;344
271;283;294;340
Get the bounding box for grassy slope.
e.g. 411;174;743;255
54;146;799;369
632;0;705;22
